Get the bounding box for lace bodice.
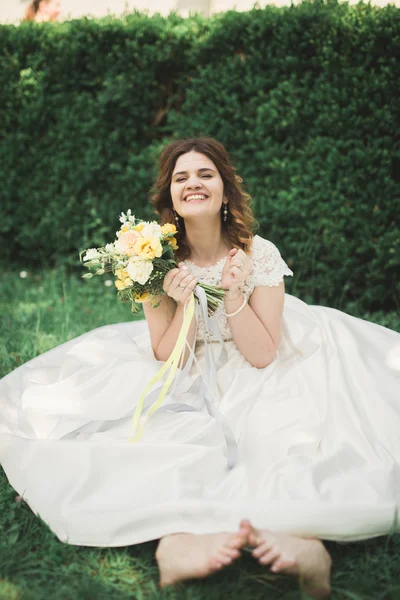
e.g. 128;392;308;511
185;235;293;343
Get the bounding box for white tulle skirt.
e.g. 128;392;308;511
1;293;399;547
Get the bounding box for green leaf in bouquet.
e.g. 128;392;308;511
130;302;141;314
84;260;102;268
161;245;174;259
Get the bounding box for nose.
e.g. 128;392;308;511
186;175;202;189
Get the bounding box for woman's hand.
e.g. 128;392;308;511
163;263;198;304
221;248;252;298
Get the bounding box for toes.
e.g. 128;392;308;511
271;553;297;573
212;544;241;570
227;548;240;560
248;528;265;546
212;552;233;568
240;519;259;546
211;559;224;570
259;547;281;566
248;532;260;547
221;547;240;560
228;533;247;550
219;554;233;566
252;541;274;559
239;519;252;535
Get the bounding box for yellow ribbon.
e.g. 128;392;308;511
129;293;195;442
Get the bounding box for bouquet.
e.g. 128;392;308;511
80;210;225;314
80;211;234;460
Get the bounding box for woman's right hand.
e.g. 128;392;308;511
162;263;198;304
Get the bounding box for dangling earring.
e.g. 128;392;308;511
173;210;180;229
223;204;228;222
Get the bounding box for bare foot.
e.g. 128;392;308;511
241;520;331;599
156;526;248;587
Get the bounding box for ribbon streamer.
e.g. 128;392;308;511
130;293;195;442
130;287;238;469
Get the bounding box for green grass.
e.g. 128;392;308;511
1;268;400;600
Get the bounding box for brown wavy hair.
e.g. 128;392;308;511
151;137;257;260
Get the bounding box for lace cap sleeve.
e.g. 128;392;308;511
250;235;293;287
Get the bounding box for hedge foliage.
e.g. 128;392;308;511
0;0;399;312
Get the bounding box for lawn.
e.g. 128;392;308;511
1;268;399;600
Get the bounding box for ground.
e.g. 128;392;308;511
1;268;399;599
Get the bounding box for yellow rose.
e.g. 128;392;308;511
161;223;177;235
134;236;162;260
116;268;129;280
133;223;145;232
169;236;178;251
134;291;151;303
115;279;125;290
115;277;133;290
114;268;133;290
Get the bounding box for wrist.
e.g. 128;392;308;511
224;288;242;302
225;293;247;318
175;298;188;308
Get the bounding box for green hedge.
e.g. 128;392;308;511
0;13;201;256
0;0;399;312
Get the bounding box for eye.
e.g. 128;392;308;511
176;178;186;182
202;174;212;178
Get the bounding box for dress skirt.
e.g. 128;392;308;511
1;293;399;547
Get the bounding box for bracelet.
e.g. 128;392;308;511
225;293;247;318
224;292;242;302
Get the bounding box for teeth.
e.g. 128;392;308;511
185;195;207;202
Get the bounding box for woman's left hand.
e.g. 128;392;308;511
221;248;252;297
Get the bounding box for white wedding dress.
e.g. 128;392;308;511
1;235;399;547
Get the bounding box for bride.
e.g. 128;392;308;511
1;137;399;600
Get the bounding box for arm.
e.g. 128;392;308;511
143;264;198;364
221;245;286;369
224;282;285;369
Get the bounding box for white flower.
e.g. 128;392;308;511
105;243;116;254
119;209;135;224
141;222;162;240
83;248;101;262
104;280;112;287
126;256;153;285
19;271;28;278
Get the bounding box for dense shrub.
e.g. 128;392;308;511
169;2;400;310
0;0;399;312
0;13;206;261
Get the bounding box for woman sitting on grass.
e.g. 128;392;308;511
1;137;399;600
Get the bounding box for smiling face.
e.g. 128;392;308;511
170;151;227;222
